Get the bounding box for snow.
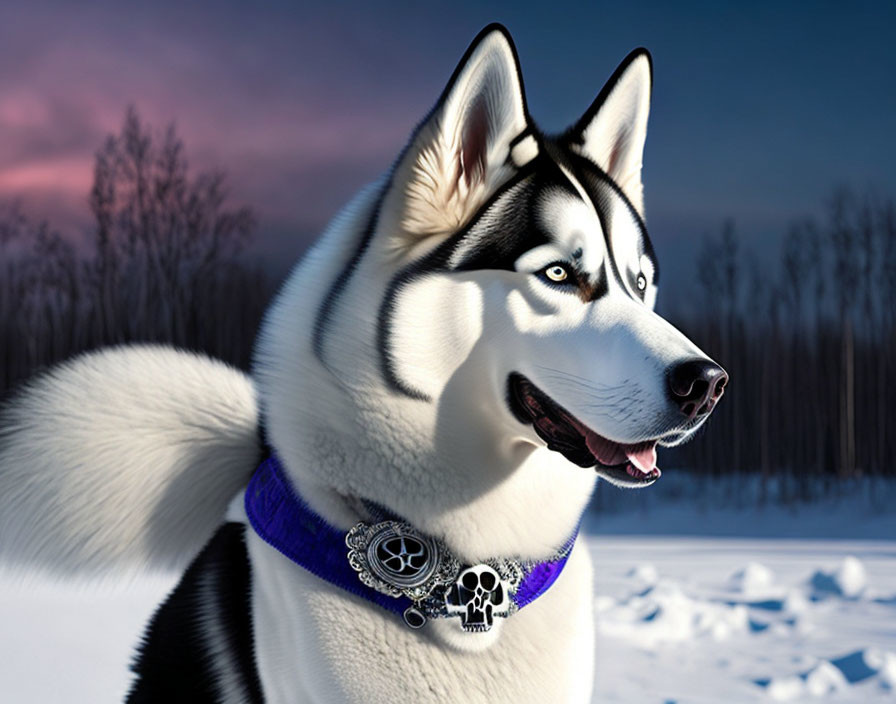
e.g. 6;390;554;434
588;538;896;702
0;573;176;702
809;556;869;599
1;475;895;702
729;562;776;597
586;475;896;702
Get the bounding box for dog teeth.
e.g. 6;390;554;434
625;463;661;480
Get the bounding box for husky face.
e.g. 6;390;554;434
256;26;726;557
378;142;721;485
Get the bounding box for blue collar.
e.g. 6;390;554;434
244;455;579;631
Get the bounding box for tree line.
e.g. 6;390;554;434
2;108;894;483
0;108;272;395
663;191;896;486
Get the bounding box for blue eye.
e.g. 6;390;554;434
636;273;647;291
545;264;568;282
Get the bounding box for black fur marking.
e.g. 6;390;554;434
446;156;581;274
557;46;659;290
127;523;264;704
585;262;609;301
256;423;271;464
371;39;658;398
561;150;659;291
534;260;607;302
508;127;537;149
376;158;554;399
451;182;555;273
627;267;646;301
506;127;541;167
312;190;384;364
376;263;439;401
374;142;659;397
313;24;533;372
641;219;660;285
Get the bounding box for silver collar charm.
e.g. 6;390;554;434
346;520;521;631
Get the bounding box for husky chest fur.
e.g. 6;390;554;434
0;24;727;704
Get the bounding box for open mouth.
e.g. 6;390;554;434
507;373;661;488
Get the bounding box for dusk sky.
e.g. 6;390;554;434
2;0;894;293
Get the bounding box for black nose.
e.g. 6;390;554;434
667;359;728;420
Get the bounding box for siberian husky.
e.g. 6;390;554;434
0;24;726;703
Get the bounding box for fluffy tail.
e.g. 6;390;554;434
0;345;260;577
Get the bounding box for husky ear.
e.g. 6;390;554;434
385;24;532;246
567;49;652;216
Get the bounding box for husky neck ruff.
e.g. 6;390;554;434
245;455;578;632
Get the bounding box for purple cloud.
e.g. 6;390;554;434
0;2;459;239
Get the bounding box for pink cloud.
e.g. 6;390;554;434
0;7;442;237
0;157;91;194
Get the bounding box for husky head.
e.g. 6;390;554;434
255;25;726;560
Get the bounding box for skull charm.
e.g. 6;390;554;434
445;564;510;632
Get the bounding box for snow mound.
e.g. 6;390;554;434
809;556;868;599
758;649;896;700
761;661;849;701
805;660;850;696
880;652;896;690
782;587;809;615
831;648;896;689
728;561;775;597
597;576;749;647
765;674;805;701
626;563;658;589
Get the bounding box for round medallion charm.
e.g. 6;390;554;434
368;529;437;588
346;520;459;604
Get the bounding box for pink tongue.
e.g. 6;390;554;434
584;431;657;473
565;413;659;474
627;444;657;473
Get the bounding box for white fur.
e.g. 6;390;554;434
0;345;259;576
510;134;539;167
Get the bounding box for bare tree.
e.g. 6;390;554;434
828;189;859;477
1;107;272;399
88;107;258;352
665;188;896;494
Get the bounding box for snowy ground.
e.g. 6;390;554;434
587;476;896;702
589;538;896;702
1;476;895;702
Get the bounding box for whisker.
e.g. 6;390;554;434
534;366;630;392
